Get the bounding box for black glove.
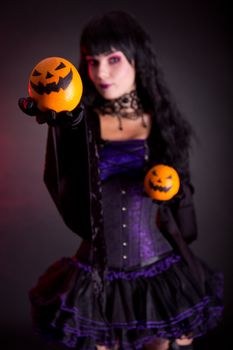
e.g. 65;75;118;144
18;97;84;127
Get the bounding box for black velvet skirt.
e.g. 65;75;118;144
29;252;223;350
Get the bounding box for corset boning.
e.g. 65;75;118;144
102;177;172;268
99;140;173;269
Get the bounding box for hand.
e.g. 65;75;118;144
18;97;84;126
18;97;58;125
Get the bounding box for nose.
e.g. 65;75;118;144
96;62;109;80
46;71;53;79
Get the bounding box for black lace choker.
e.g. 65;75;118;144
95;90;147;131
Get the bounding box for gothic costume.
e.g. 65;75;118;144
29;105;223;350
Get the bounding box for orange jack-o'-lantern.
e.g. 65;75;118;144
144;164;180;201
28;57;83;112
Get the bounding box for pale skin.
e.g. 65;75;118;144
87;50;193;350
86;50;151;141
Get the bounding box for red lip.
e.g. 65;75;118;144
99;83;111;89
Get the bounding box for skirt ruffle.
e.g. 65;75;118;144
29;253;223;350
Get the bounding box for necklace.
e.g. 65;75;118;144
95;90;147;131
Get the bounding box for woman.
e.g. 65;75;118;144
19;10;223;350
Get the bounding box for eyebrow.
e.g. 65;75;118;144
86;51;121;60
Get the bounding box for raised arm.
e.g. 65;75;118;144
18;98;92;240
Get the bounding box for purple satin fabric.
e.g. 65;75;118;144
99;139;146;181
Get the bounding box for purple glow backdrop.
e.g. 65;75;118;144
0;0;231;348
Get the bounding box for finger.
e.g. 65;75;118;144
18;97;37;116
46;110;58;125
36;114;47;124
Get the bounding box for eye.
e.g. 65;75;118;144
166;175;172;179
55;62;66;70
32;69;41;76
86;58;98;67
109;56;121;64
152;170;157;176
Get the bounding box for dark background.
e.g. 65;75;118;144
0;0;232;349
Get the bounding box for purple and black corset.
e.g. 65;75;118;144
98;139;173;269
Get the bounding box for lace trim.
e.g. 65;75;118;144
72;253;181;280
95;90;147;130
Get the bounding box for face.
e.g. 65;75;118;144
28;56;83;112
86;50;136;100
144;164;180;201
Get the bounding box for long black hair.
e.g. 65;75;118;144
79;11;194;182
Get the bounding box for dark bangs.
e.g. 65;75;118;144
78;11;153;108
80;11;142;63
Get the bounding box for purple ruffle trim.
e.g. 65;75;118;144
52;295;223;348
72;253;181;280
59;295;222;329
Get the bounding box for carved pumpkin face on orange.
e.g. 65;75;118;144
28;57;83;112
144;164;180;201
